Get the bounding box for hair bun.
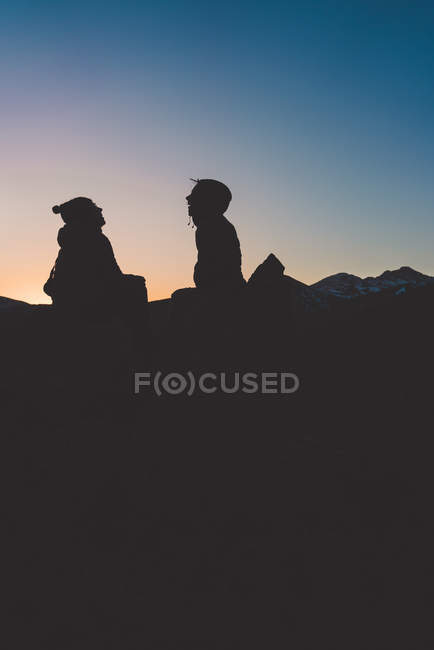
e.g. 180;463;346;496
52;205;61;214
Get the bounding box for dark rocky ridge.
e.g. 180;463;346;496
3;259;432;315
2;256;434;648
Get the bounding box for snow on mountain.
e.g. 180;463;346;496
310;267;434;299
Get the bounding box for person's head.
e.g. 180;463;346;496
52;197;105;227
186;179;232;225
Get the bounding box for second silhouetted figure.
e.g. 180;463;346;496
186;179;245;291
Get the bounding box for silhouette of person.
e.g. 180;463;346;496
44;197;122;315
170;180;246;352
44;197;148;328
186;179;245;291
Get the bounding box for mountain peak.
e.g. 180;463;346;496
310;266;434;299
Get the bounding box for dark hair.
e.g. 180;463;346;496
191;179;232;212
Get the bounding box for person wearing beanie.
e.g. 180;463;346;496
45;196;149;339
44;197;124;316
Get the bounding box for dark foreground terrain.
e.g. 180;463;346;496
1;282;433;649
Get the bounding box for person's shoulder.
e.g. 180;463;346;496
98;231;114;247
222;216;239;236
57;224;71;246
222;215;235;227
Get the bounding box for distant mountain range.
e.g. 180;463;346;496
249;258;434;313
1;266;433;314
310;266;434;299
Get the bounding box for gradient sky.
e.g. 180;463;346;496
1;0;433;303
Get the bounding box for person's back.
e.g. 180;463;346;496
194;214;244;290
186;179;245;291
